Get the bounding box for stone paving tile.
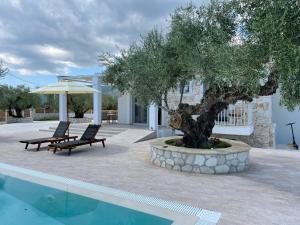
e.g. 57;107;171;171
0;122;300;225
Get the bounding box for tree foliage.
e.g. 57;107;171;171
70;94;93;118
102;94;117;110
0;85;40;117
69;94;117;118
40;94;59;112
100;0;300;147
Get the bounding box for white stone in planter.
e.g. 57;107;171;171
217;155;226;165
193;167;200;173
174;158;184;166
164;151;171;158
182;165;193;172
173;165;181;171
205;157;218;167
166;164;173;169
215;165;230;174
172;152;181;158
157;149;164;155
154;158;160;166
229;166;237;173
200;166;215;174
194;155;205;166
181;153;186;160
237;163;246;172
230;159;239;166
166;159;174;166
238;152;248;162
186;154;195;165
226;154;235;160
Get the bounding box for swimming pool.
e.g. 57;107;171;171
0;163;221;225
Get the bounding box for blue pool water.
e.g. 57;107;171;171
0;174;173;225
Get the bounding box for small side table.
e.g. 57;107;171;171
107;113;116;124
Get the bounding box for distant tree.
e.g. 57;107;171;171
69;94;93;118
69;94;117;118
40;94;59;112
101;0;300;148
0;85;40;117
102;94;117;110
0;60;9;78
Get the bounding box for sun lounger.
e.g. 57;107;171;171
20;121;77;151
49;124;106;155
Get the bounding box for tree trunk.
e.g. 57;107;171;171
8;107;23;118
8;108;13;117
15;108;23;118
173;105;222;148
74;110;84;118
169;101;229;148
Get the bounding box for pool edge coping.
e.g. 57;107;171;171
0;162;221;225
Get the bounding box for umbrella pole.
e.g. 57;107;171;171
67;91;69;137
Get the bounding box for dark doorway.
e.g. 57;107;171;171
133;98;147;124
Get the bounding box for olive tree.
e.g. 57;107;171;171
0;85;40;117
70;94;93;118
101;0;300;148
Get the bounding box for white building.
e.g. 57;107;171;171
117;80;300;149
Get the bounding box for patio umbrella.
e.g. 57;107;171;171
31;81;100;135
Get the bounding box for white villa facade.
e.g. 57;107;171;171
117;80;300;149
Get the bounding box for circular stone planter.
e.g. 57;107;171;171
150;137;251;174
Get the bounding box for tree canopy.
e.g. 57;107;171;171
0;85;40;117
101;0;300;147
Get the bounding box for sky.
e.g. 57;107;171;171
0;0;207;89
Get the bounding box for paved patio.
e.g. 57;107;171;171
0;122;299;225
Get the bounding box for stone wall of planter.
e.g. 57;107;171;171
150;137;251;174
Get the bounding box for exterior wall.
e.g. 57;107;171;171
167;80;204;110
33;112;59;120
214;96;275;148
272;90;300;148
117;93;133;124
252;96;275;147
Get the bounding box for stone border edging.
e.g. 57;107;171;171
150;137;250;174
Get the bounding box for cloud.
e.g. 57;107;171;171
0;0;207;76
0;53;26;66
34;45;72;59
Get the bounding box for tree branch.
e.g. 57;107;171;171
259;69;279;96
163;91;170;110
179;84;184;105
